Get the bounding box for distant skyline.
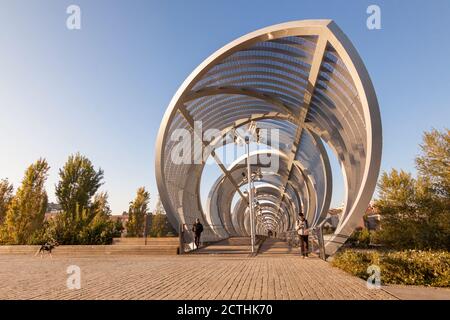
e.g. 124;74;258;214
1;0;449;213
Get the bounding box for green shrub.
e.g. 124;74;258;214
332;249;450;287
346;228;372;248
43;214;117;245
77;218;116;245
332;250;380;279
381;250;450;287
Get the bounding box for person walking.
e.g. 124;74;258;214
295;213;309;258
192;218;204;249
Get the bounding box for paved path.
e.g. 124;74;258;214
258;238;301;256
0;254;395;300
383;284;450;300
194;237;254;255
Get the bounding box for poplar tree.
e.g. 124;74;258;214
2;159;49;244
92;191;111;219
53;153;105;243
55;152;104;222
149;197;176;237
0;179;13;224
126;187;150;237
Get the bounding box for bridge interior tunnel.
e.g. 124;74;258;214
207;149;328;238
155;20;382;255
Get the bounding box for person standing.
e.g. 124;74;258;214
192;218;204;249
295;213;309;258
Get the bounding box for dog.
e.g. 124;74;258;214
35;240;59;258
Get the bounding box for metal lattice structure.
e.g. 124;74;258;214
155;20;382;255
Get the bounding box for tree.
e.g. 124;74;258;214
126;187;150;237
55;153;104;231
92;191;111;219
1;159;49;244
375;128;450;249
55;153;104;220
149;214;167;237
375;169;422;248
149;197;177;237
416;128;450;198
50;153;115;245
112;218;124;238
0;179;13;224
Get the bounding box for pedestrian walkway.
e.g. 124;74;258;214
383;284;450;300
193;237;255;255
0;254;396;300
258;238;300;256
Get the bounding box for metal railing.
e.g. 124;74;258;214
178;223;228;254
178;223;270;255
281;226;326;260
179;224;195;254
178;223;327;259
315;225;326;260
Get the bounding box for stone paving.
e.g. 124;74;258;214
0;254;396;300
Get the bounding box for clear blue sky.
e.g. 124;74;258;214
0;0;449;213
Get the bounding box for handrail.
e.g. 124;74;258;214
178;223;215;254
178;223;208;254
179;224;186;254
179;221;327;257
281;226;326;260
314;225;326;260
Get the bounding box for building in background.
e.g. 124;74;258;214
364;202;381;230
44;202;61;221
324;202;381;233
